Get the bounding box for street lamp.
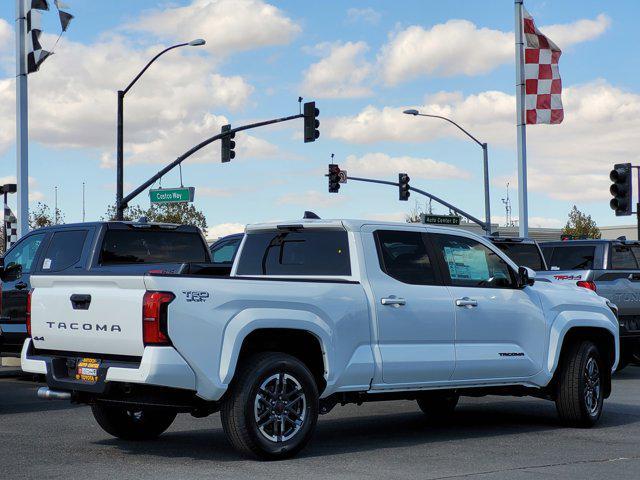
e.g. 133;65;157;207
116;39;206;220
403;109;492;234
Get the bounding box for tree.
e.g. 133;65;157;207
562;205;601;239
29;202;64;229
103;203;208;235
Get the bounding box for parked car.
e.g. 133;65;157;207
209;233;243;268
487;236;548;271
0;220;210;357
539;238;640;367
24;219;618;459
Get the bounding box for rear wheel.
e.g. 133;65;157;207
416;393;459;421
555;340;604;427
91;404;177;440
221;352;318;459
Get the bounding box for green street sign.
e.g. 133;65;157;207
149;187;195;204
421;214;461;226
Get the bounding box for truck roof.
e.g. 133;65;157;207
31;220;201;233
541;239;640;247
245;218;478;237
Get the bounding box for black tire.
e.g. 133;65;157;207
416;392;459;421
220;352;319;460
555;340;604;427
91;404;177;440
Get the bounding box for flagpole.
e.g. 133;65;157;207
15;0;29;238
514;0;528;238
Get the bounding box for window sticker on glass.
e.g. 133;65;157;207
43;258;52;270
443;246;489;280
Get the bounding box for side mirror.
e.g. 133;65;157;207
2;262;22;281
518;266;536;288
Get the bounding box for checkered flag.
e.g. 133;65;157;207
522;7;563;125
25;0;74;74
4;204;18;251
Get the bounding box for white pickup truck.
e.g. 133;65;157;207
22;219;619;459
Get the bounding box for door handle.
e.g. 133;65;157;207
70;294;92;310
15;282;28;290
455;297;478;308
381;297;406;307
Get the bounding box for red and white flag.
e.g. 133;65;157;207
522;7;563;124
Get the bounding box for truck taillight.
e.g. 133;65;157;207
26;289;33;337
576;280;597;292
142;291;174;346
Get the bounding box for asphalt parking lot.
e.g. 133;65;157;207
2;369;640;480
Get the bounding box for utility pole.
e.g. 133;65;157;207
15;0;29;237
82;182;85;222
54;186;58;224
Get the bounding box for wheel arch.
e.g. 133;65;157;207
218;309;331;395
551;326;616;398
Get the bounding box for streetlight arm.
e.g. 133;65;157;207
122;42;188;95
414;113;484;147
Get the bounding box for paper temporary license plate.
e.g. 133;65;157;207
75;358;101;384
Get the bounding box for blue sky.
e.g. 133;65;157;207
0;0;638;237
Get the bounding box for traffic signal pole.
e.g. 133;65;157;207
345;174;489;233
118;112;305;216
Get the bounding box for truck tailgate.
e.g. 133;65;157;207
30;275;147;357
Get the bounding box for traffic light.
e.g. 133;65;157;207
304;101;320;143
609;163;632;216
399;173;410;201
221;124;236;163
328;164;341;193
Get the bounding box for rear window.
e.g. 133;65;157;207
236;229;351;276
493;242;545;271
610;245;639;269
547;246;595;270
41;230;88;272
99;230;208;265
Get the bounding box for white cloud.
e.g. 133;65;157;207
0;32;279;168
205;222;245;240
302;41;372;99
345;153;471;180
542;14;611;48
130;0;300;56
378;14;610;85
330;81;640;203
346;8;382;25
276;190;346;208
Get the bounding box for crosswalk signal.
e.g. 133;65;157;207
304;101;320;143
221;124;236;163
610;163;632;216
399;173;410;201
328;164;341;193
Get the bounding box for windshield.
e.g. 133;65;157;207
493;242;545;271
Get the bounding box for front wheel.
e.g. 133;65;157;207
220;352;319;459
91;404;177;440
555;340;604;427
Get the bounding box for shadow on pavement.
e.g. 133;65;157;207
96;396;640;462
0;378;81;415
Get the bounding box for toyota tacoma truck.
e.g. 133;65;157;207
539;238;640;367
22;219;619;459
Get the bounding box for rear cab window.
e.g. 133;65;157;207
235;228;351;277
99;229;209;265
547;246;596;270
492;242;545;271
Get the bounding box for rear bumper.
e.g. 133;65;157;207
20;339;197;393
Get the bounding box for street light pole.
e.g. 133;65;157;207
403;109;492;234
115;38;206;220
